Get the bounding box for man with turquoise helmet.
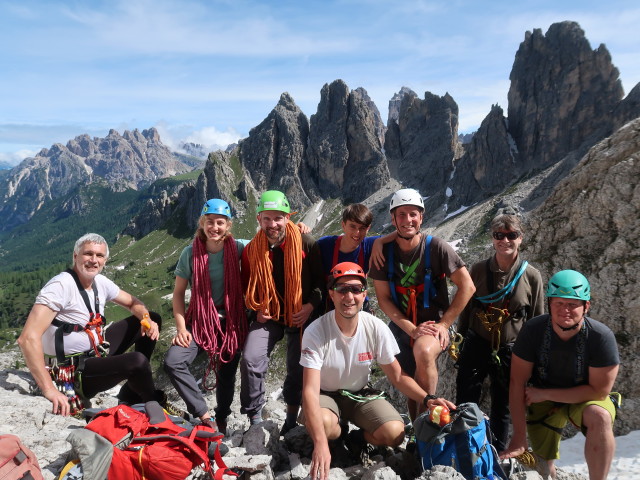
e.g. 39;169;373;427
502;270;620;480
240;189;324;435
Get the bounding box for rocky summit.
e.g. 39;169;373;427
0;350;587;480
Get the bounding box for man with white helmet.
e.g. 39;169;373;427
501;270;620;480
368;188;475;419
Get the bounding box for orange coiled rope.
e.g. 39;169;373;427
187;234;247;389
244;220;302;326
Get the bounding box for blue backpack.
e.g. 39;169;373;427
414;402;507;480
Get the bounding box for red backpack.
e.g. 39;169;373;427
84;403;232;480
0;434;44;480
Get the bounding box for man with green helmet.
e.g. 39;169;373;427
240;190;324;435
502;270;620;480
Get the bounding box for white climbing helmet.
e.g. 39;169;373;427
389;188;424;212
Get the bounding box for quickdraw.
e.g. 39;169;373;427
46;357;87;416
477;306;511;365
448;331;464;362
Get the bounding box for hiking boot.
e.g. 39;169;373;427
280;419;297;437
155;391;189;420
217;418;228;436
162;401;189;420
345;429;375;463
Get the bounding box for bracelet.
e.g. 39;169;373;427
423;394;437;407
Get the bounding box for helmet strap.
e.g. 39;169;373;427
559;322;581;332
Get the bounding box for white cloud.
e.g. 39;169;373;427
59;0;355;57
153;122;242;152
184;126;242;149
0;148;37;166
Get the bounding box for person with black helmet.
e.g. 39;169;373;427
164;199;249;435
300;262;455;479
501;270;620;480
240;190;324;434
368;188;475;420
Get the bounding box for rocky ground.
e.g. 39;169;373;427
0;348;587;480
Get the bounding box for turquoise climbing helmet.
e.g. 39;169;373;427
546;270;591;301
257;190;290;214
201;199;232;218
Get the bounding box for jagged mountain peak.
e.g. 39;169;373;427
0;127;194;232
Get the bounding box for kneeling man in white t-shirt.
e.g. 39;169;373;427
300;261;455;479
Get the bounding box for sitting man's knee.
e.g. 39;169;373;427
582;405;613;429
129;351;151;371
373;421;405;447
414;343;439;364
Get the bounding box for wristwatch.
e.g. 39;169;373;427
423;394;438;407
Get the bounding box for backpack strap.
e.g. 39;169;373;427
423;235;436;309
332;236;366;270
386;242;399;306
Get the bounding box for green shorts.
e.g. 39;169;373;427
301;391;402;434
526;397;617;460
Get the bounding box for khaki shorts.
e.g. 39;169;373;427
300;391;402;434
526;398;617;460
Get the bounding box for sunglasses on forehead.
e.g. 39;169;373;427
492;231;520;240
333;284;366;294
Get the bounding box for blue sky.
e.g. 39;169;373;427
1;0;639;165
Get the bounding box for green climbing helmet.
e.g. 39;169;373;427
546;269;591;301
257;190;290;214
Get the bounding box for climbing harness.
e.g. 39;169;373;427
477;306;511;365
387;235;445;345
337;386;386;403
537;315;587;385
51;269;110;362
47;268;110;415
473;259;528;364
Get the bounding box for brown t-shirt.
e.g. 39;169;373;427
458;254;545;345
369;234;465;323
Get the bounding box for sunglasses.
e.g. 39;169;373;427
333;284;366;295
492;231;520;241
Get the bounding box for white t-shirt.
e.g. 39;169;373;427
38;271;120;356
300;311;400;392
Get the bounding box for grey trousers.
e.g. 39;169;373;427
240;319;303;417
164;336;240;421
